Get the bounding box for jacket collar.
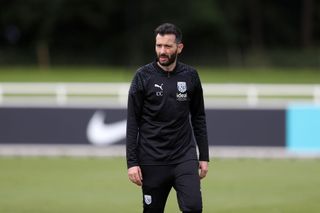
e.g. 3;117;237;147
153;61;180;76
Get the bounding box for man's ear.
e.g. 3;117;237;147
177;43;184;54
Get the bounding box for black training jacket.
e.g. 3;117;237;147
126;61;209;168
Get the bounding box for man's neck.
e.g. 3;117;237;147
157;61;177;72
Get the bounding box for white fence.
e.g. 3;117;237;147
0;82;320;108
203;83;320;108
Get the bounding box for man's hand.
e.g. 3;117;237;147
199;161;209;179
128;166;143;186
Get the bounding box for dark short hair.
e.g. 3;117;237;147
154;23;182;43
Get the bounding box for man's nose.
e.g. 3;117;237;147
159;46;166;54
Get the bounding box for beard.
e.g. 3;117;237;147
157;51;178;67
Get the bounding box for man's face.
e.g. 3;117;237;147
155;34;183;66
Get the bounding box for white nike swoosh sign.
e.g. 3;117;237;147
86;111;127;146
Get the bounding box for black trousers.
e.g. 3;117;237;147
140;160;202;213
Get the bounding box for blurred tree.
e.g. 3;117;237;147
0;0;319;66
36;0;64;69
301;0;313;48
0;0;62;68
248;0;263;50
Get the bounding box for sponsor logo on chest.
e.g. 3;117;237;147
153;81;188;101
176;81;188;101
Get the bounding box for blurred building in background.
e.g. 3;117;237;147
0;0;319;67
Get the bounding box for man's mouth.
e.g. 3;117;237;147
159;55;168;61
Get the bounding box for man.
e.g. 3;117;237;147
126;23;209;213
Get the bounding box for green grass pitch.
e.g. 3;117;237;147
1;66;320;83
0;157;320;213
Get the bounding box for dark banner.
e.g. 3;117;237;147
206;109;285;146
0;107;285;146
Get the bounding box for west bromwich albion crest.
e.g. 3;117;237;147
177;82;187;93
144;195;152;205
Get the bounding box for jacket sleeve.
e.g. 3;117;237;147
189;71;210;162
126;71;144;168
